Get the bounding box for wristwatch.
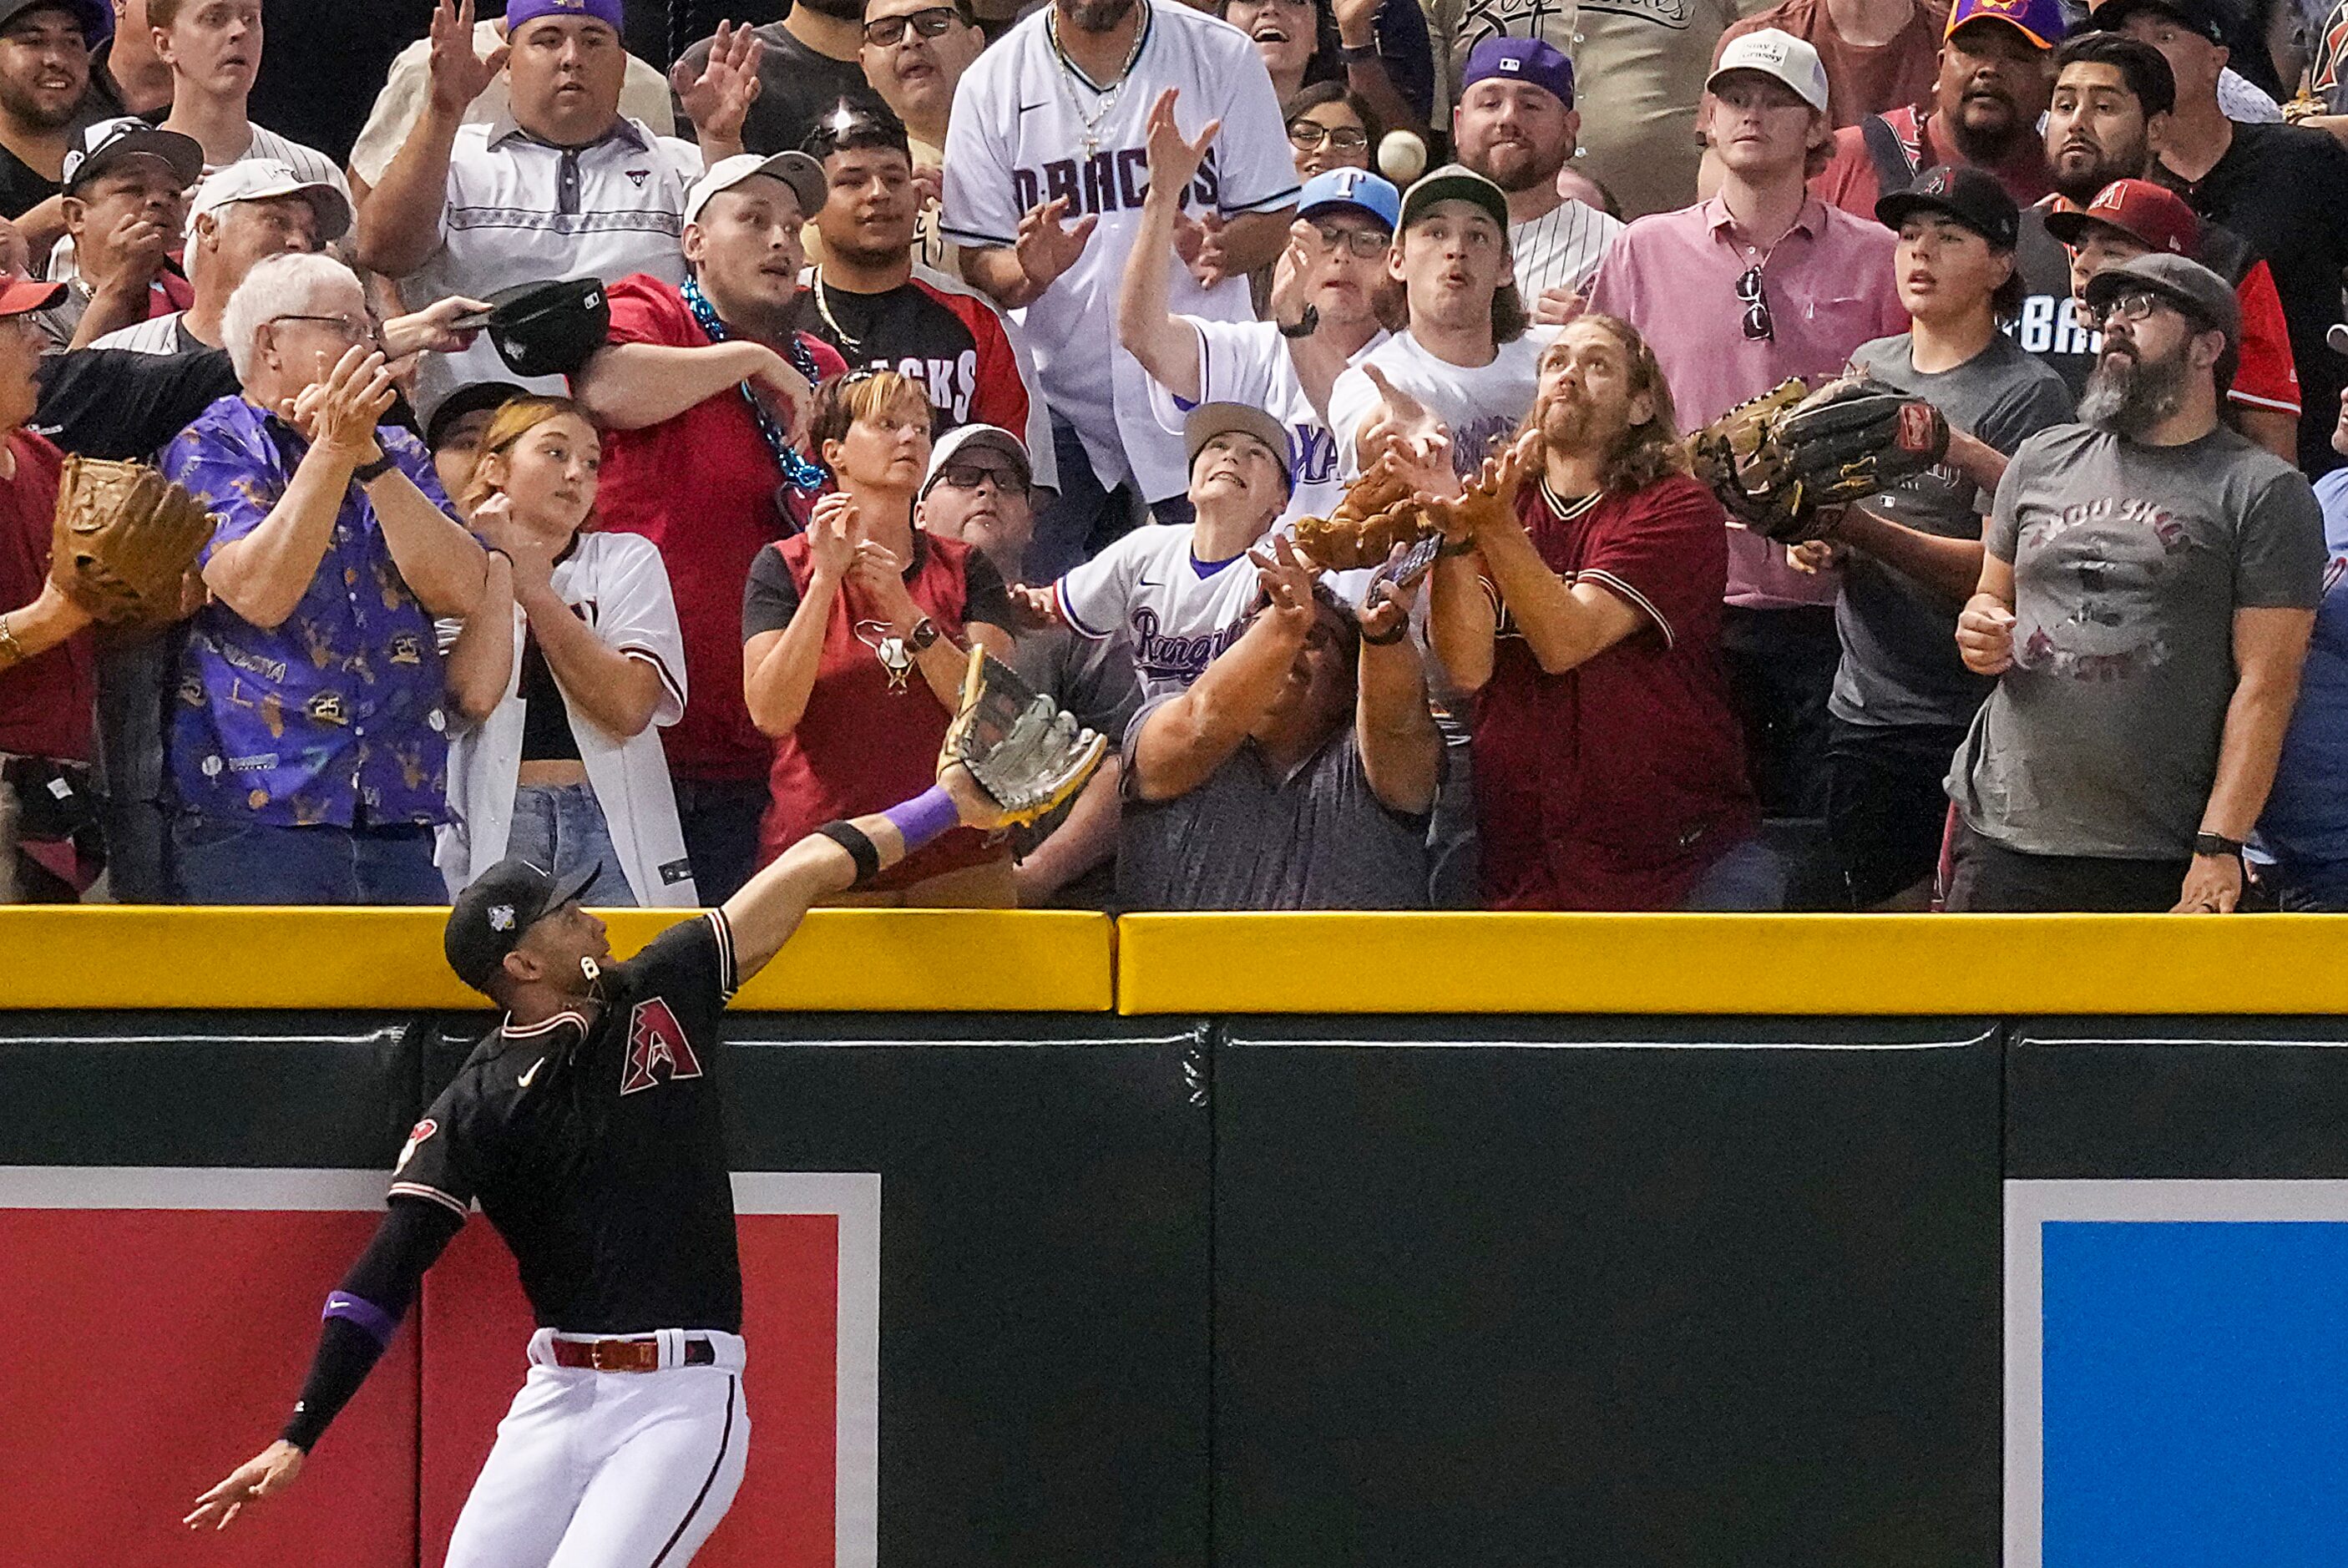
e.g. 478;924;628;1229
352;452;399;485
2193;831;2245;859
907;616;940;653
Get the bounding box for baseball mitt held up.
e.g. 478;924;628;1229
939;646;1107;828
48;454;216;625
1686;377;1950;544
1291;455;1436;571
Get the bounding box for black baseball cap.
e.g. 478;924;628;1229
480;278;610;380
2087;0;2229;48
445;857;600;994
0;0;107;42
61;117;204;197
423;380;527;451
1875;164;2022;250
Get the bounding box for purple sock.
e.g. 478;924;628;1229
882;784;961;853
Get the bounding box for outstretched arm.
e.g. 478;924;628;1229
185;1197;464;1531
722;764;1010;980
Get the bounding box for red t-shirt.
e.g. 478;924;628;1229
1470;474;1758;911
593;273;848;783
1814;106;2054;224
0;432;87;761
741;529;1013;889
2232;258;2301;417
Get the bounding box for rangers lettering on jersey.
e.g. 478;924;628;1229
1131;605;1250;685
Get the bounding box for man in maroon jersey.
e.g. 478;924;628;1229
1425;313;1774;910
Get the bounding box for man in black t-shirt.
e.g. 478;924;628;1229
186;767;1022;1562
674;2;882;161
0;0;107;232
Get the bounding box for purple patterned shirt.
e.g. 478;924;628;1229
166;396;456;829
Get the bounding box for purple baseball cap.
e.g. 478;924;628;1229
506;0;625;33
1946;0;2067;49
1461;37;1575;109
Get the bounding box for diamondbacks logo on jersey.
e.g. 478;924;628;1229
1014;151;1220;224
620;998;703;1095
396;1118;437;1172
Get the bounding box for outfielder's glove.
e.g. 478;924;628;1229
1686;377;1950;544
48;454;216;625
1291;457;1434;570
939;646;1107;827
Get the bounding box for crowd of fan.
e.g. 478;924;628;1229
3;0;2348;915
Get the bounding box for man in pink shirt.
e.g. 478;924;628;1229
1586;28;1905;826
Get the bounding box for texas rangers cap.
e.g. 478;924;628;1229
1946;0;2067;50
1707;28;1831;113
185;157;353;245
61;117;204;197
2082;250;2239;346
1875;164;2021;250
2043;178;2199;255
1186;402;1293;497
2087;0;2228;47
685;149;828;227
1398;163;1509;235
1298;167;1400;232
0;0;108;42
0;272;65;317
505;0;625;32
920;422;1032;500
1461;37;1576;108
446;857;602;993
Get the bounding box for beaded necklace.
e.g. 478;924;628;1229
680;276;829;514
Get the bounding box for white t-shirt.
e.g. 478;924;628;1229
1326;329;1546;481
1054;520;1270;701
404;115;701;412
940;0;1301;501
1147;316;1389;525
1509;198;1623;301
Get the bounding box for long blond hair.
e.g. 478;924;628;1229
458;395;600;521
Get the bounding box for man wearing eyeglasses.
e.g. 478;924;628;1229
161;250;489;904
1586;29;1904;832
1947;252;2323;913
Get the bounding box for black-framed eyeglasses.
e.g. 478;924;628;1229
938;460;1027;495
1312;222;1390;259
1736;265;1773;342
2081;288;2174;331
863;6;956;46
1287;120;1370;152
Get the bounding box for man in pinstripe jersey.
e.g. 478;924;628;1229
1452;37;1622;327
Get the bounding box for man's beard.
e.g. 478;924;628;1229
1064;0;1139;33
0;80;76;132
1475;139;1559;194
1539;387;1623;458
2049;134;2147;206
2080;339;2191;438
1946;96;2027;165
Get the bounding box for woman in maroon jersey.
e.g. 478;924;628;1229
740;370;1020;905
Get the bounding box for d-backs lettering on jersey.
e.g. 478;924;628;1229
388;910;746;1334
1015;151;1221;223
1054;522;1266;701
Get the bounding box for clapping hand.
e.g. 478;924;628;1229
805;493;856;584
286;346;397;466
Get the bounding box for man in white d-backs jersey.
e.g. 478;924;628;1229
1026;402;1293;701
940;0;1300;577
1121;89;1393;531
1326;163;1545;485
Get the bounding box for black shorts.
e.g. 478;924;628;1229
1943;822;2190;913
1822;718;1971;908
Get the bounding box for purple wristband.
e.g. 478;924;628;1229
323;1290;400;1349
881;784;962;854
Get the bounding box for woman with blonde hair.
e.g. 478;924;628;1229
439;395;696;905
741;369;1018;905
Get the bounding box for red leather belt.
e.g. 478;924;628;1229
549;1336;716;1373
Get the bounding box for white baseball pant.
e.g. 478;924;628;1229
442;1328;750;1568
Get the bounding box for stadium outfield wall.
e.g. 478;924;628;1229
6;909;2345;1566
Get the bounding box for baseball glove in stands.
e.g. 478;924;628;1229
1291;455;1435;570
1686;377;1950;544
48;454;216;624
940;646;1107;827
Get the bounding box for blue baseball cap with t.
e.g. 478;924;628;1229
1298;168;1401;232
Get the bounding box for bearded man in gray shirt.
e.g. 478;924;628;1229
1946;252;2324;912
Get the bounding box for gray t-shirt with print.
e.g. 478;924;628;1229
1834;331;2076;729
1116;699;1430;911
1948;421;2325;858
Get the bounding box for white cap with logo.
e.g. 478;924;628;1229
1706;28;1831;114
185;159;352;244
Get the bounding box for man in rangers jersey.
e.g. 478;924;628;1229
941;0;1301;576
185;766;1026;1565
1326;164;1544;484
1121;89;1394;530
1038;401;1295;701
1452;38;1623;325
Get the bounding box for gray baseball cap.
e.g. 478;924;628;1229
2082;251;2240;348
919;422;1031;500
1398;163;1510;235
1186;402;1293;497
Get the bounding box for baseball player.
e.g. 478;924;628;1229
181;747;1062;1565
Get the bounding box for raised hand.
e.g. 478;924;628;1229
1357;540;1424;645
1015;197;1097;297
849;538;923;629
1142;88;1220;205
184;1440;305;1532
1008;583;1065;630
805;493;856;584
1531;285;1586;328
1247;534;1322;635
426;0;506;119
910;162;944;212
1419;427;1531;544
286;346;396;465
1267;220;1315;327
1358;363;1454;493
672;21;764;152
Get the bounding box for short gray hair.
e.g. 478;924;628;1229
220;251;365;383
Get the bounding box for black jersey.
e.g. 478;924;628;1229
390;911;744;1334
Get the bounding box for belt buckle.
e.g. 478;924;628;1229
590;1339;646;1373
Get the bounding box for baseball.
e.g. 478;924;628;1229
1379;129;1428;185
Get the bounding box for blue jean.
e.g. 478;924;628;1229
173;817;445;905
671;775;767;904
1025;416;1142;583
2267;856;2348;912
502;781;635;907
1679;834;1788;912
